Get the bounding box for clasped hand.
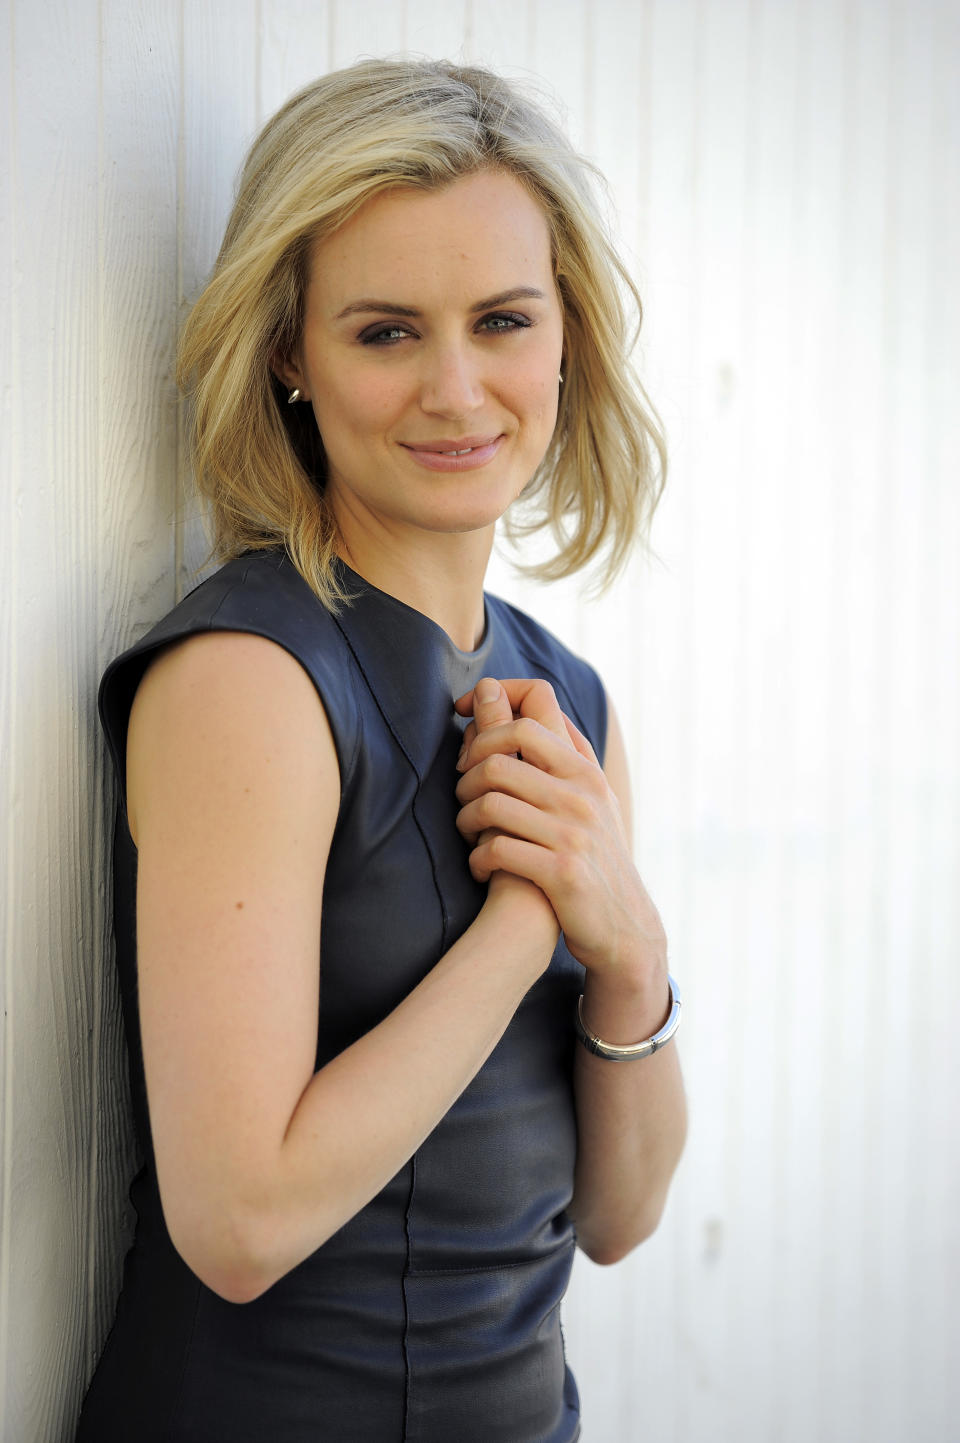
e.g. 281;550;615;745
454;677;665;984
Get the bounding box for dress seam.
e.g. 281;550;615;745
163;1278;204;1441
401;1152;417;1443
330;615;449;946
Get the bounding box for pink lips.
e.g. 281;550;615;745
400;435;504;472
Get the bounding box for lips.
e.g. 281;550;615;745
402;435;502;455
400;434;505;472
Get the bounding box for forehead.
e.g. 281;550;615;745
306;169;555;308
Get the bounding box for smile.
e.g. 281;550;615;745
401;435;505;472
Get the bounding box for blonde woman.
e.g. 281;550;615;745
77;59;686;1443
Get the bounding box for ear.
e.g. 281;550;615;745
270;349;309;401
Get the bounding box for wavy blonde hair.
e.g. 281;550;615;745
177;58;666;609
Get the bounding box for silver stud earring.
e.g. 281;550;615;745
558;371;564;384
287;387;302;404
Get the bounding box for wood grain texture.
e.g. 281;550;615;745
402;0;470;61
85;0;182;1417
328;0;404;68
4;4;103;1439
257;0;332;124
3;3;959;1442
177;0;260;596
0;0;17;1429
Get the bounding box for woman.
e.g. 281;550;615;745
77;58;686;1443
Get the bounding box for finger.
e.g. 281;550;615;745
455;678;512;769
471;676;515;733
455;750;558;810
455;677;571;746
562;713;599;765
467;831;563;889
456;791;561;850
458;716;585;778
491;678;570;743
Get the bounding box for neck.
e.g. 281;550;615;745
336;525;493;652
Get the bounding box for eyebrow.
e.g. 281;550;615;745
333;286;547;321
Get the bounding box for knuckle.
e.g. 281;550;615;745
476;793;497;826
591;768;612;801
485;751;511;784
568;790;594;825
484;791;510;826
556;851;584;890
530;678;557;705
517;716;541;747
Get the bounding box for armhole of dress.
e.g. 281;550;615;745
100;627;360;837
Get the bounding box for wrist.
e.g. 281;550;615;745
580;960;671;1045
482;877;559;961
575;974;681;1061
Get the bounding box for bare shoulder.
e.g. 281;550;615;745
126;629;339;849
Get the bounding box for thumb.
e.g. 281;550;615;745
468;676;513;734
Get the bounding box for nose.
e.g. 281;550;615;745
418;342;484;420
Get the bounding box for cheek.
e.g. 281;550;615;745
514;372;560;431
312;366;404;440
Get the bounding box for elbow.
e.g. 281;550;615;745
165;1198;288;1305
192;1264;272;1307
574;1196;669;1267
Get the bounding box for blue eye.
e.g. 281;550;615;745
359;324;415;346
480;312;530;332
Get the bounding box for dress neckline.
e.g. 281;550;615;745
329;557;497;781
333;557;491;662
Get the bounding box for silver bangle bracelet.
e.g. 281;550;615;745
574;975;682;1061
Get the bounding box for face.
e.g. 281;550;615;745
281;169;565;550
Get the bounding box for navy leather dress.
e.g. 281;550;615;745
76;551;607;1442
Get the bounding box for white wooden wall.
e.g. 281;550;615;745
2;3;957;1440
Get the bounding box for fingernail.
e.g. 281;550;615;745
456;744;467;771
475;677;499;705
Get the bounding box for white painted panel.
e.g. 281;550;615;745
178;0;260;593
463;0;535;71
402;0;470;60
258;0;332;123
329;0;405;66
3;3;958;1441
4;5;104;1437
0;0;17;1431
88;0;182;1385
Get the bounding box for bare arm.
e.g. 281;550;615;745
128;634;558;1304
454;683;687;1264
566;702;687;1262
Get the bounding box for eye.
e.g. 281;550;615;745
478;312;531;333
358;323;417;346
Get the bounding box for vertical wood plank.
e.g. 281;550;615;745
4;4;103;1438
462;0;533;70
258;0;332;124
0;0;17;1431
329;0;405;67
86;1;182;1410
401;0;470;60
3;3;959;1441
920;10;960;1432
178;0;259;595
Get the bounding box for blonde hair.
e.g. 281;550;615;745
177;58;666;608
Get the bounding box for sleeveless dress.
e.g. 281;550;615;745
76;551;607;1443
